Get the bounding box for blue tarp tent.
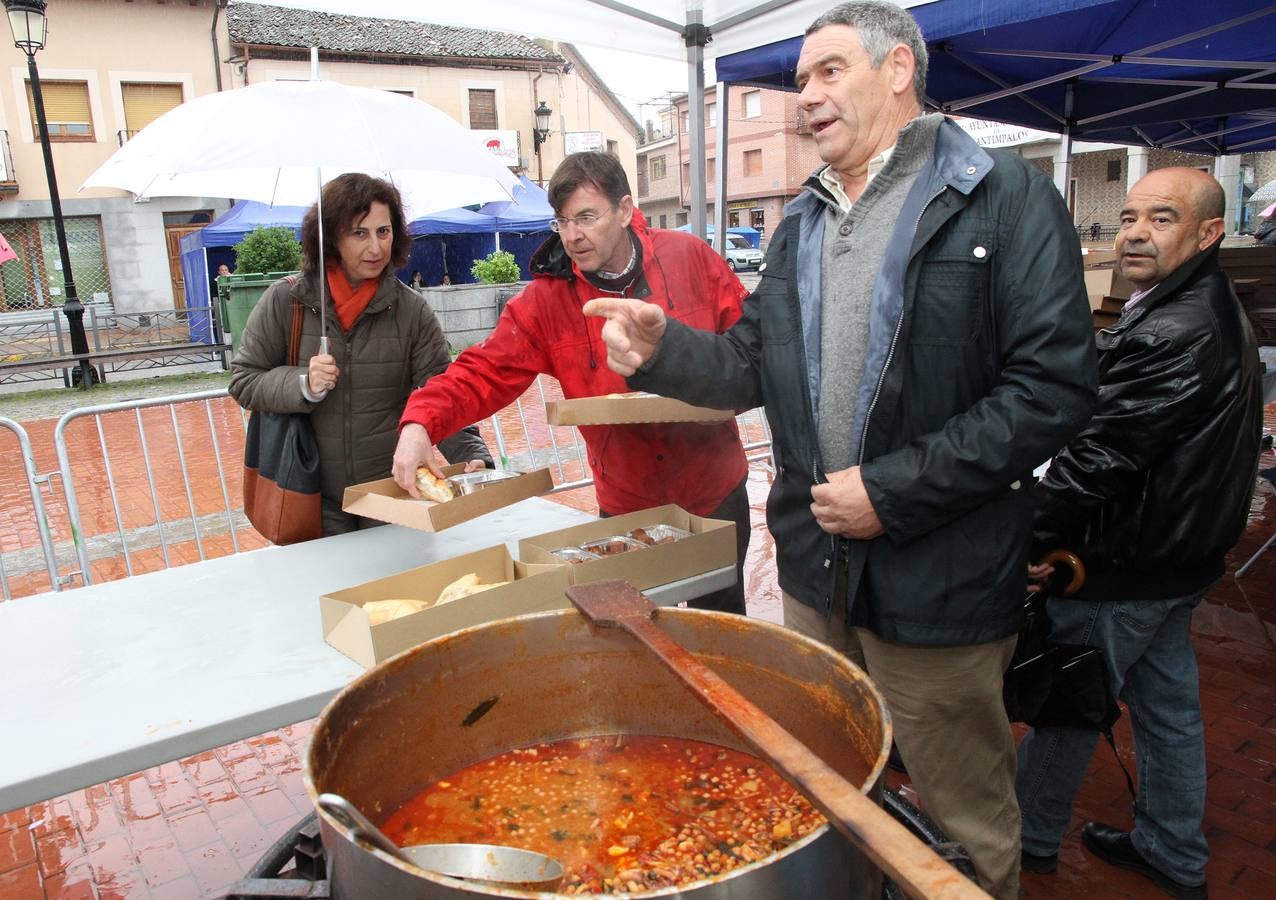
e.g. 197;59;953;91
179;200;306;343
676;224;762;248
403;176;553;285
715;0;1276;155
180;177;554;320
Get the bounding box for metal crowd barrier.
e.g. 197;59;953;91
53;390;247;587
1;381;771;599
488;374;593;494
0;417;60;601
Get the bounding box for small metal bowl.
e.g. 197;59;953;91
446;469;520;495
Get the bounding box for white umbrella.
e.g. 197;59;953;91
83;76;518;343
82;79;518;218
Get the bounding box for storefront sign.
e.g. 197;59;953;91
472;130;520;166
953;116;1058;148
565;131;604;154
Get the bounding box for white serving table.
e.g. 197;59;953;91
0;498;733;812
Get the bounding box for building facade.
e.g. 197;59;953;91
0;0;637;316
636;84;821;246
640;86;1276;247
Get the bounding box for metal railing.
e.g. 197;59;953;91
488;374;593;494
0;303;226;384
54;390;248;586
0;381;772;598
0;417;59;601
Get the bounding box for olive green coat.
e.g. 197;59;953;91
229;270;491;535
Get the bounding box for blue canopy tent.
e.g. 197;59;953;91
715;0;1276;155
403;176;553;285
676;224;762;248
179;200;306;343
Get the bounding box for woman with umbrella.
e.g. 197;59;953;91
229;173;491;536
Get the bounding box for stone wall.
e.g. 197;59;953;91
419;282;523;351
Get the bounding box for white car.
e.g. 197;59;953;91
722;234;764;272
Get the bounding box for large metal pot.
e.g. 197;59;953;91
305;608;891;898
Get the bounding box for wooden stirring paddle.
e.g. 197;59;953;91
566;580;989;900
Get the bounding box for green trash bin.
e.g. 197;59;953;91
218;271;299;357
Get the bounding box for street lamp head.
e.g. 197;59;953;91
533;100;552;151
4;0;46;55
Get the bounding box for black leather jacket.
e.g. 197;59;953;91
634;122;1098;646
1034;243;1263;602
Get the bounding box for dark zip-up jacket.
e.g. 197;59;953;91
1034;243;1263;602
632;119;1098;645
229;270;491;535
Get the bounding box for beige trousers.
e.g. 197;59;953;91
783;593;1021;900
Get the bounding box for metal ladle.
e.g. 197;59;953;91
317;793;565;892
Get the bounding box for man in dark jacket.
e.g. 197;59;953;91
1017;168;1262;899
585;4;1097;896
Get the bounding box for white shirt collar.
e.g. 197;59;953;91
818;145;895;213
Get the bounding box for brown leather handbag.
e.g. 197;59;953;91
242;296;323;544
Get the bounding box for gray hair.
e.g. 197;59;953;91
807;2;928;106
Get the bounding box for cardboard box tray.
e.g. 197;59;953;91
518;504;735;592
342;464;554;532
321;545;572;668
545;392;735;426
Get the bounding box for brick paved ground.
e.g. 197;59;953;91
0;387;1271;898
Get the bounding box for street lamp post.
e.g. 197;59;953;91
5;0;95;388
532;100;552;188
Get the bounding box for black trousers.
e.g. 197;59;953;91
600;475;750;615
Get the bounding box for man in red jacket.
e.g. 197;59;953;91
392;151;752;614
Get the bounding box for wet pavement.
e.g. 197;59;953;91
0;391;1272;898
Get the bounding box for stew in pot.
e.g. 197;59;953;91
380;734;826;894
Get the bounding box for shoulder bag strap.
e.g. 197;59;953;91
286;275;303;367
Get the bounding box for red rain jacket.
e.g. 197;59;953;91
399;210;749;516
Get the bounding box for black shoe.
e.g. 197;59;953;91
1020;849;1057;874
1081;822;1207;899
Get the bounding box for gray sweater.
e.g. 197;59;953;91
817;114;941;471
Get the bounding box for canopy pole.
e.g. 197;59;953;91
685;3;710;241
712;81;730;255
1052;82;1075;208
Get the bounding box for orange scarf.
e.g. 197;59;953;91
326;262;379;332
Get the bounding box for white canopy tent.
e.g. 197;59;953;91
268;0;931;240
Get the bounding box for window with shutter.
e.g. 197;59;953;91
122;82;182;140
468;89;497;130
26;80;93;141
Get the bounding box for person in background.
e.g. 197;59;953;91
1017;168;1262;900
583;4;1097;895
410;270;426;290
391;151;753;616
230;173;490;536
440;273;453;286
217;263;233;277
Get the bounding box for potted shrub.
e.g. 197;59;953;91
221;226;303;354
470;250;520;284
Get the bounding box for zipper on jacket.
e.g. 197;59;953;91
857;186;947;464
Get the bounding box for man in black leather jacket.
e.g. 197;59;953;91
584;5;1097;896
1017;167;1263;899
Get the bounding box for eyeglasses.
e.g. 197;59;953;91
549;208;614;233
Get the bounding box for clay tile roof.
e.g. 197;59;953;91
227;1;563;64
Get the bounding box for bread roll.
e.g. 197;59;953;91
363;598;430;626
436;573;510;606
415;467;454;503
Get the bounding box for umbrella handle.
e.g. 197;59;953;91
319;335;329;356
